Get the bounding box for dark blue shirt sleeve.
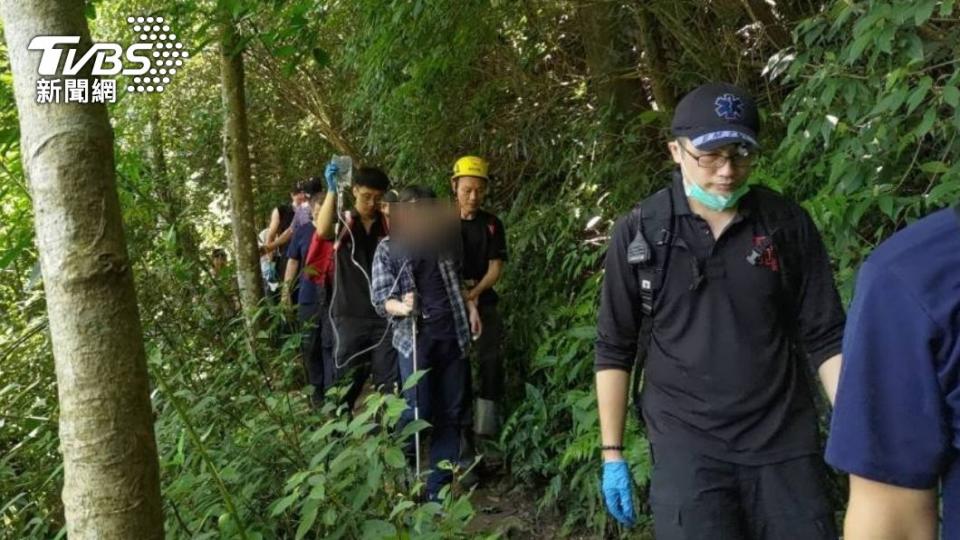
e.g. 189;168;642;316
826;260;949;489
595;215;642;372
286;227;306;261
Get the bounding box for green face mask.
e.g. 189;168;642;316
679;161;749;211
683;180;750;211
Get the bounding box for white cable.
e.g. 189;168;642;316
328;193;407;371
412;301;421;480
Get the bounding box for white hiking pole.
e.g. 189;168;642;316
410;295;422;481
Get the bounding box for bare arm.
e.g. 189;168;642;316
274;226;294;248
266;208;280;245
316;191;337;239
263;208;294;252
282;258;299;305
817;353;841;405
844;475;937;540
469;259;503;300
596;369;630;462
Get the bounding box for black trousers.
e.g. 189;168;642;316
332;316;398;408
298;300;333;402
649;444;837;540
396;328;468;498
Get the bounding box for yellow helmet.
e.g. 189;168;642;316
451;155;489;181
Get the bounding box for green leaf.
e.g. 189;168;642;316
906;76;933;114
383;447;406;469
928;180;960;201
308;482;326;500
270;491;299;516
920;161;950;174
567;326;595;340
399;419;430;439
912;107;937;139
296;499;320;540
914;0;937;25
846;33;873;64
383;397;408;423
275;45;296;58
401;369;427;392
942;0;957;16
361;519;397;539
878;196;895;219
872;86;908;115
943;86;960;108
389;500;416;520
904;34;925;64
0;234;31;270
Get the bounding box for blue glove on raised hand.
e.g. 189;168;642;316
601;460;636;527
324;162;338;192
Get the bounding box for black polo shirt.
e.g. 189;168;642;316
332;210;387;320
460;209;508;306
595;173;845;464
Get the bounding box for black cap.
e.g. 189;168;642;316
671;83;760;151
303;176;324;196
382;189;400;204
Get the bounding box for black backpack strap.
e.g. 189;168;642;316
628;187;676;317
627;186;676;413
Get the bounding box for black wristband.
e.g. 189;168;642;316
600;445;624;452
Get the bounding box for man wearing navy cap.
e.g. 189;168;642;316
594;83;846;538
826;205;960;539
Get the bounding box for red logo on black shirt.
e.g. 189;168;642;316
487;223;496;236
752;236;780;272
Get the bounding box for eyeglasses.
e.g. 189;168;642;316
679;143;756;170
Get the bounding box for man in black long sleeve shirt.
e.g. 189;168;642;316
595;83;845;539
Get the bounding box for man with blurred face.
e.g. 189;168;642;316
315;164;398;409
371;185;482;500
595;83;846;539
451;156;509;466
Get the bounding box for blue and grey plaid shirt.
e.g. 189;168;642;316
371;237;471;358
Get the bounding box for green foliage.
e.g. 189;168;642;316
149;314;477;539
775;0;960;300
5;0;960;537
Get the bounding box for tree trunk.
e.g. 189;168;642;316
634;5;677;111
0;2;163;538
147;106;199;260
578;1;649;130
219;14;264;335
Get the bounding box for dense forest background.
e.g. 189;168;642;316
2;0;959;538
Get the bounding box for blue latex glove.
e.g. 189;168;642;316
602;460;636;527
324;162;338;192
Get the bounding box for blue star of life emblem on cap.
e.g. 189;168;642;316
715;93;744;121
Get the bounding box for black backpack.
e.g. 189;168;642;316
625;182;808;404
